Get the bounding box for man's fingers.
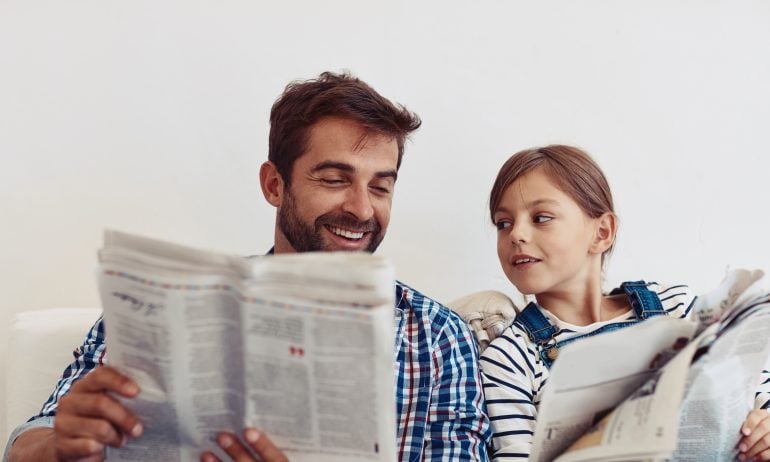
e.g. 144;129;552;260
200;451;223;462
244;428;288;462
54;435;106;461
55;414;126;448
208;429;288;462
216;432;254;462
51;367;141;461
71;366;140;397
59;391;143;438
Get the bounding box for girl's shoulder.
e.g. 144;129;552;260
481;322;544;380
622;281;697;319
483;321;536;357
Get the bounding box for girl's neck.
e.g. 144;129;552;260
534;277;629;327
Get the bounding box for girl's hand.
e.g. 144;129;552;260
739;409;770;461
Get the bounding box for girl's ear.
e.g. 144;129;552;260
591;212;617;254
260;161;285;207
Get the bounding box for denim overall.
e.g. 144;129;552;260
514;281;667;369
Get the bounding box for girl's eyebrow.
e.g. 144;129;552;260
494;198;561;215
526;198;560;208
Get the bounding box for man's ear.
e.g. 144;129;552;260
590;212;617;255
260;161;285;207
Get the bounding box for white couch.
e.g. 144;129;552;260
1;308;102;455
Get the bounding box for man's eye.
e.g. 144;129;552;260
321;178;345;185
495;221;511;230
370;185;391;194
534;215;553;224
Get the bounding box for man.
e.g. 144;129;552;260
4;72;491;462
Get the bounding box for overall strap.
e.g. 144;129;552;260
620;281;666;320
513;302;560;367
513;302;559;345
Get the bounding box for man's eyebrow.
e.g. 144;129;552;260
311;161;398;181
375;170;398;182
311;161;354;173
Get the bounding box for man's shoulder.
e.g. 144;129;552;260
395;280;471;338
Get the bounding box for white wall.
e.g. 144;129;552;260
1;1;769;443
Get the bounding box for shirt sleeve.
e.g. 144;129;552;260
34;315;107;418
2;416;54;462
423;312;492;461
480;327;542;461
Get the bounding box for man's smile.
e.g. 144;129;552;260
326;225;366;240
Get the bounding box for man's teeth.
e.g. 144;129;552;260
330;226;364;240
515;258;537;265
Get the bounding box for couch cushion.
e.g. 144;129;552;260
2;308;101;447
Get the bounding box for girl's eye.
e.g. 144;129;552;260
495;220;512;230
534;215;553;224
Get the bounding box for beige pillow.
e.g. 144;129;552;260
448;291;518;352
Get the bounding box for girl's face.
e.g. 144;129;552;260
493;167;603;296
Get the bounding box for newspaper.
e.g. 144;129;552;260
530;269;770;462
96;230;397;462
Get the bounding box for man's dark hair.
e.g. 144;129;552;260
268;71;422;183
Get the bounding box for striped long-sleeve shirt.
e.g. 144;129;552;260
5;280;492;462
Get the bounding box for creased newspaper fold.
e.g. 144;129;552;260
98;230;396;462
531;269;770;462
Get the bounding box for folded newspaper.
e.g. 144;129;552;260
530;269;770;462
97;230;397;462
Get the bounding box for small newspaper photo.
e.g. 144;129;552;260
97;230;397;462
530;269;770;462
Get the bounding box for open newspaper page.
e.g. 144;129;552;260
529;316;697;462
551;323;712;462
98;230;396;462
672;273;770;460
530;269;770;462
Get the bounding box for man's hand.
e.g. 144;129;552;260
200;428;288;462
53;366;142;461
739;409;770;461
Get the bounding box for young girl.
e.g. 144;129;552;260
480;145;770;461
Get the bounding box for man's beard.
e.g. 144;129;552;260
277;189;384;253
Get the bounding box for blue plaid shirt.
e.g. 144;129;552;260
8;280;491;461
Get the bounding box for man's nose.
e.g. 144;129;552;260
341;185;375;221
